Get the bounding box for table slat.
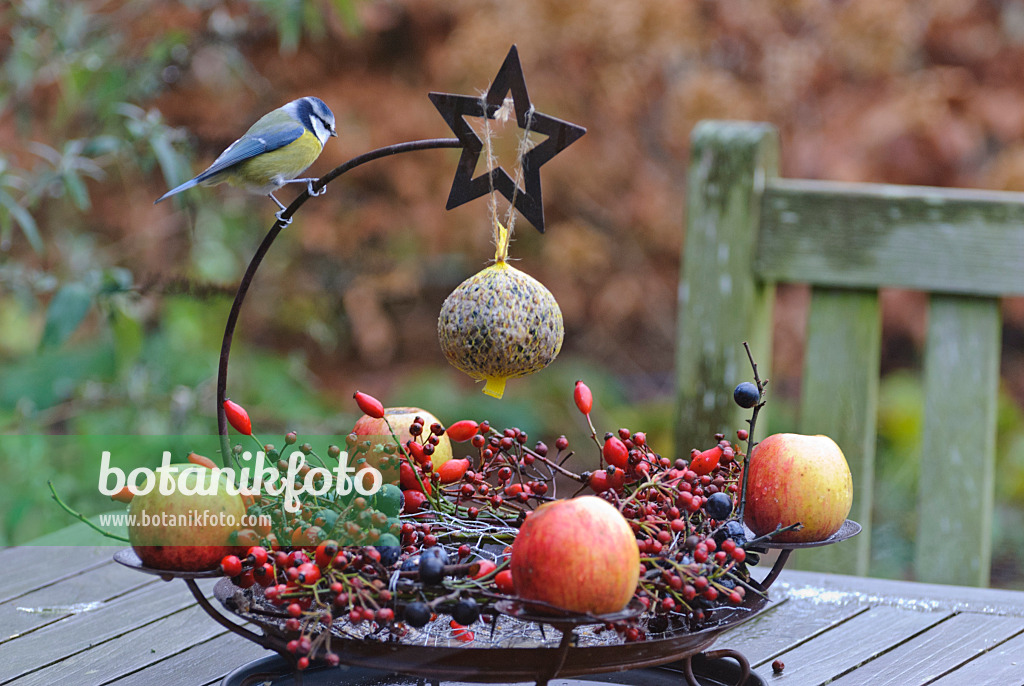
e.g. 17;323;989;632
766;605;949;682
0;580;215;684
102;630;274;686
0;564;154;643
929;630;1024;685
0;548;116;604
717;596;867;666
6;601;238;686
830;612;1024;685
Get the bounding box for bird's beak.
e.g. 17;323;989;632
330;129;338;137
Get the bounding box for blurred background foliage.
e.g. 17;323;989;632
1;0;1024;586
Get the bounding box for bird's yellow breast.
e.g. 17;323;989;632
226;129;324;193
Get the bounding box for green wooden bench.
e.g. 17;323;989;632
674;120;1024;587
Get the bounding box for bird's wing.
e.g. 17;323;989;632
193;123;305;183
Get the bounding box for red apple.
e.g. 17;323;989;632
511;495;639;615
128;463;247;571
743;433;853;543
352;407;453;471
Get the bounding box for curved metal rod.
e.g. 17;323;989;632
215;137;462;464
759;549;792;590
702;648;752;686
537;628;575;686
682;655;702;686
183;579;274;649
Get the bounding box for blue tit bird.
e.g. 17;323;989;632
155;96;337;223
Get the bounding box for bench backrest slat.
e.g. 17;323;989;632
758;178;1024;296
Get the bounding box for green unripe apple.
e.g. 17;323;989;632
128;463;247;571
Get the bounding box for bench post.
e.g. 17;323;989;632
675;121;779;455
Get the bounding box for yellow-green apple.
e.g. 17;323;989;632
511;495;639;615
128;463;247;571
743;433;853;543
351;407;452;471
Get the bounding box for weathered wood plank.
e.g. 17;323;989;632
0;548;116;604
765;605;949;681
0;563;154;643
830;612;1024;685
929;629;1024;685
6;601;239;686
777;569;1024;616
101;630;274;686
916;295;999;586
756;178;1024;296
675;121;779;455
18;511;127;547
716;593;867;666
794;287;880;576
0;579;212;683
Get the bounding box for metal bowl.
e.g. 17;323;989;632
115;518;862;684
113;548;227;580
755;519;861;549
213;578;769;683
220;652;767;685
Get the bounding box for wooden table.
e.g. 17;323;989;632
2;542;1023;685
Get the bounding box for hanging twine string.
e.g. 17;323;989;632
481;93;536;263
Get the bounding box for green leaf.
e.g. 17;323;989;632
62;170;91;210
0;343;115;410
8;201;42;252
40;282;94;349
82;135;123;157
150;134;188;189
99;267;133;294
109;304;143;370
0;189;42;253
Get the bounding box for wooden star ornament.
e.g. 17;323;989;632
428;45;586;233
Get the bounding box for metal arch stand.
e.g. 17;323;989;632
174;127;784;682
218;544;781;686
760;549;793;591
526;626;750;686
213;137;462;465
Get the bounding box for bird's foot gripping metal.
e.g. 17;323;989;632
268;193;292;226
304;178;326;197
273;208;293;226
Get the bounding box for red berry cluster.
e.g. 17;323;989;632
221;542;403;669
582;427;757;638
563;381;763;638
214;381;768;661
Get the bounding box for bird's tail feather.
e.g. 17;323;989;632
154;177;200;205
